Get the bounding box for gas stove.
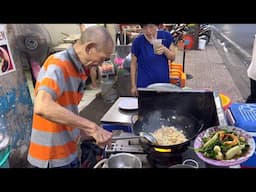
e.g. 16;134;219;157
105;132;144;154
104;131;207;168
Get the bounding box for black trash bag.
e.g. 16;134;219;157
80;140;104;168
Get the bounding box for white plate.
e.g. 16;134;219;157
118;97;138;110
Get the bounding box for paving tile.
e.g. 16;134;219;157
175;43;243;103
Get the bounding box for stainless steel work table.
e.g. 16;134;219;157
100;97;138;125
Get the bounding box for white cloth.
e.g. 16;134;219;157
247;34;256;80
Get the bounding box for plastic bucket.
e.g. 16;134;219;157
0;145;10;168
198;39;206;50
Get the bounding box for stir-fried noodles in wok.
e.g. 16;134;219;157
152;126;188;145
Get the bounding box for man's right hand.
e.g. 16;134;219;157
93;125;112;148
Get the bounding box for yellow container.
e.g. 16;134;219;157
219;93;231;111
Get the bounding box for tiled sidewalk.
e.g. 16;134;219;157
174;42;244;103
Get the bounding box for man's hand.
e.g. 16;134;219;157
131;85;138;97
92;125;112;148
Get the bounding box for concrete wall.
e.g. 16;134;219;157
0;24;34;167
43;24;115;46
43;24;80;45
106;24;115;44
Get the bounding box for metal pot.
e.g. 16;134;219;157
169;159;199;168
147;83;181;91
94;153;142;168
132;109;204;152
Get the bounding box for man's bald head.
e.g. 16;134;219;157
80;25;114;52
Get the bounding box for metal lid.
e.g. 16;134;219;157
147;83;181;90
0;131;9;151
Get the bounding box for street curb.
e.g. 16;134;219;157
211;25;252;63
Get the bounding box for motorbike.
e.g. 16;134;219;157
170;24;212;48
198;24;211;45
170;24;189;46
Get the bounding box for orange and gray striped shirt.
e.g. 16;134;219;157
27;47;88;168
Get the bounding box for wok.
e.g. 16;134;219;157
132;109;204;151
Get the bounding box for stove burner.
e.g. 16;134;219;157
146;148;183;168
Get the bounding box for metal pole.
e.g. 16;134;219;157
183;39;193;80
124;29;126;45
182;46;186;73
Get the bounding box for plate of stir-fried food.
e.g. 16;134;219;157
194;125;255;167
